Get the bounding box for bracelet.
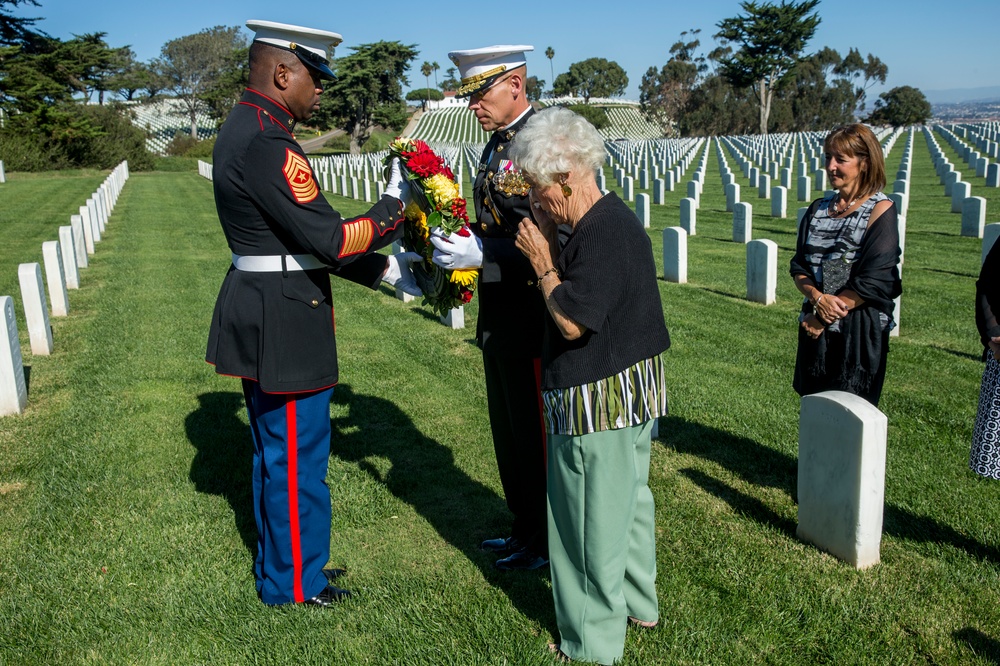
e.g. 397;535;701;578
537;267;560;290
814;294;824;308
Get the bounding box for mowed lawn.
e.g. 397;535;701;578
0;132;998;665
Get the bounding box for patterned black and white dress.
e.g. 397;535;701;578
970;357;1000;479
970;241;1000;478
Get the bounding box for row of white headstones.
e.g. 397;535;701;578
602;127;944;570
199;131;969;570
0;162;131;418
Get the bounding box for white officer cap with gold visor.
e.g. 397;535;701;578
246;20;343;80
448;45;533;98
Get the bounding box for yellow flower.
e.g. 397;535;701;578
449;268;478;286
425;173;459;208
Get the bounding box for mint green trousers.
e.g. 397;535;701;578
547;420;658;665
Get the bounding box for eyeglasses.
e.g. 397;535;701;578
469;75;513;104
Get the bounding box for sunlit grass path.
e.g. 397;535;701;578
0;146;998;663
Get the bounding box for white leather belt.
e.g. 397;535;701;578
231;253;327;272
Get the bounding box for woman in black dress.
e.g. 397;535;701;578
789;124;902;407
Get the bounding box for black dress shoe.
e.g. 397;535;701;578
302;584;352;607
480;536;520;556
323;567;347;583
494;547;548;571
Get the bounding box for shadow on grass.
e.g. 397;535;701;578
329;384;556;632
184;388;555;631
664;415;1000;562
917;266;978;279
954;627;1000;664
932;345;982;362
185;391;257;558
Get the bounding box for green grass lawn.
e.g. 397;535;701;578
0;135;998;664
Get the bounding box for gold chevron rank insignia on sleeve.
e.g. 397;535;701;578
339;218;375;258
282;148;318;204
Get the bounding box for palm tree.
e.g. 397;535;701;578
545;47;555;95
421;61;432;103
432;61;440;89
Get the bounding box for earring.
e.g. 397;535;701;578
559;178;572;197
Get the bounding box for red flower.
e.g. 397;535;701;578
460;288;474;303
407;150;445;177
451;199;469;222
456;225;471;237
443;166;455;181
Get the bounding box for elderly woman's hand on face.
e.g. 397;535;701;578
515;218;554;275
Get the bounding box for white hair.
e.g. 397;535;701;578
509;107;606;187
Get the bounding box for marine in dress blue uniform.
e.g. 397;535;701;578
207;20;416;606
433;46;548;570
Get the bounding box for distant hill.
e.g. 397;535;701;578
923;86;1000;105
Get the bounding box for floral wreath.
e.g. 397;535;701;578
385;137;478;316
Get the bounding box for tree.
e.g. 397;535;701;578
640;30;707;136
0;0;42;47
566;104;608;130
833;47;887;115
315;41;417;154
715;0;821;135
158;25;246;138
106;47;144;101
525;75;545;102
431;61;439;88
545;46;554;92
867;86;931;127
420;61;432;102
406;87;443;111
440;66;458;92
553;57;628;104
199;43;248;126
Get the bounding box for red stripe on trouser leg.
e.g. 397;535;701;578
286;399;304;603
533;357;547;469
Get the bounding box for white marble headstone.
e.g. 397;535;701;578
797;391;887;569
771;186;787;218
70;215;88;268
18;263;52;356
961;196;987;238
680;198;696;236
87;199;101;242
733;202;752;244
41;241;68;317
0;296;27;416
951;182;971;213
440;306;464;330
79;206;95;255
663;227;687;284
746;239;777;305
635;194;650;228
758;174;771;199
58;226;80;289
797;176;811;202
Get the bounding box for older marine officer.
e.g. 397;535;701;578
207;20;419;607
430;45;548;571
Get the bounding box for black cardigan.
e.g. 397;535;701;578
545;193;670;389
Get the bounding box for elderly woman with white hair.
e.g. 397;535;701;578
510;107;670;665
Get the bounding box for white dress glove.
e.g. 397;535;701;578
384;158;412;207
430;227;483;270
382;251;423;296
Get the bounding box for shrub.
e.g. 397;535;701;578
566;104;609;130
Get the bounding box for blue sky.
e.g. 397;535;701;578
14;0;1000;102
